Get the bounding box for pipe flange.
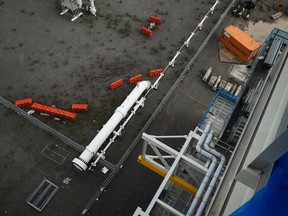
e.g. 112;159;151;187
72;158;88;171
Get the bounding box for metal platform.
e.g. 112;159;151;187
26;179;59;212
200;90;236;138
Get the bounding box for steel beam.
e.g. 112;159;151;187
138;155;198;195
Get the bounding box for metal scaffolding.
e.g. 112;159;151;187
134;122;226;216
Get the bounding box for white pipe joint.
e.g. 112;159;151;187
72;81;151;171
198;15;208;30
210;0;219;14
184;32;196;48
169;51;181;67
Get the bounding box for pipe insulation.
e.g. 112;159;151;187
72;81;151;171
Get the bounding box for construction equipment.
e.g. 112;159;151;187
212;75;221;91
218;80;227;90
60;0;96;21
208;76;217;87
231;0;256;20
202;67;212;82
273;2;284;11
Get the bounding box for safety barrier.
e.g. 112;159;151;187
72;104;89;112
31;103;77;120
148;69;163;77
110;79;124;90
129;74;142;85
149;16;161;24
141;27;153;38
15;98;33;107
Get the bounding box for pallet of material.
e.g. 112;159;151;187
271;12;282;20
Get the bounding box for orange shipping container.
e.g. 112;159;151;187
219;25;261;63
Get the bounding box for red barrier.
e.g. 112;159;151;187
110;79;124;90
129;74;142;85
15;98;33;107
72;104;89;112
31;103;77;120
135;74;142;81
148;68;163;77
62;111;77;120
141;27;152;38
129;77;137;85
149;16;161;24
110;82;117;90
116;79;123;86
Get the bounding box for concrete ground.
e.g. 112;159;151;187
0;0;229;216
0;0;285;216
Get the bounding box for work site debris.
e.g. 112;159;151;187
202;67;212;82
15;98;33;108
63;177;71;185
32;103;77;120
71;104;89;112
141;15;161;38
271;12;283;19
230;64;249;83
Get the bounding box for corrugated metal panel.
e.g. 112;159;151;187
224;25;261;51
219;25;261;62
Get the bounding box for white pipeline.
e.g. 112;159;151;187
186;123;217;216
209;0;220;14
195;131;226;216
89;96;147;169
72;81;151;171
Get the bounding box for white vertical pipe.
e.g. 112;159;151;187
186;125;217;216
72;81;151;171
195;132;226;216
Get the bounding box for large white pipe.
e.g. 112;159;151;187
195;132;226;216
186;123;217;216
72;81;151;171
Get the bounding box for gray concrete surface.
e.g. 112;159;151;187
0;0;280;215
0;0;229;215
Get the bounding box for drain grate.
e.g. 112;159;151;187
26;179;59;212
